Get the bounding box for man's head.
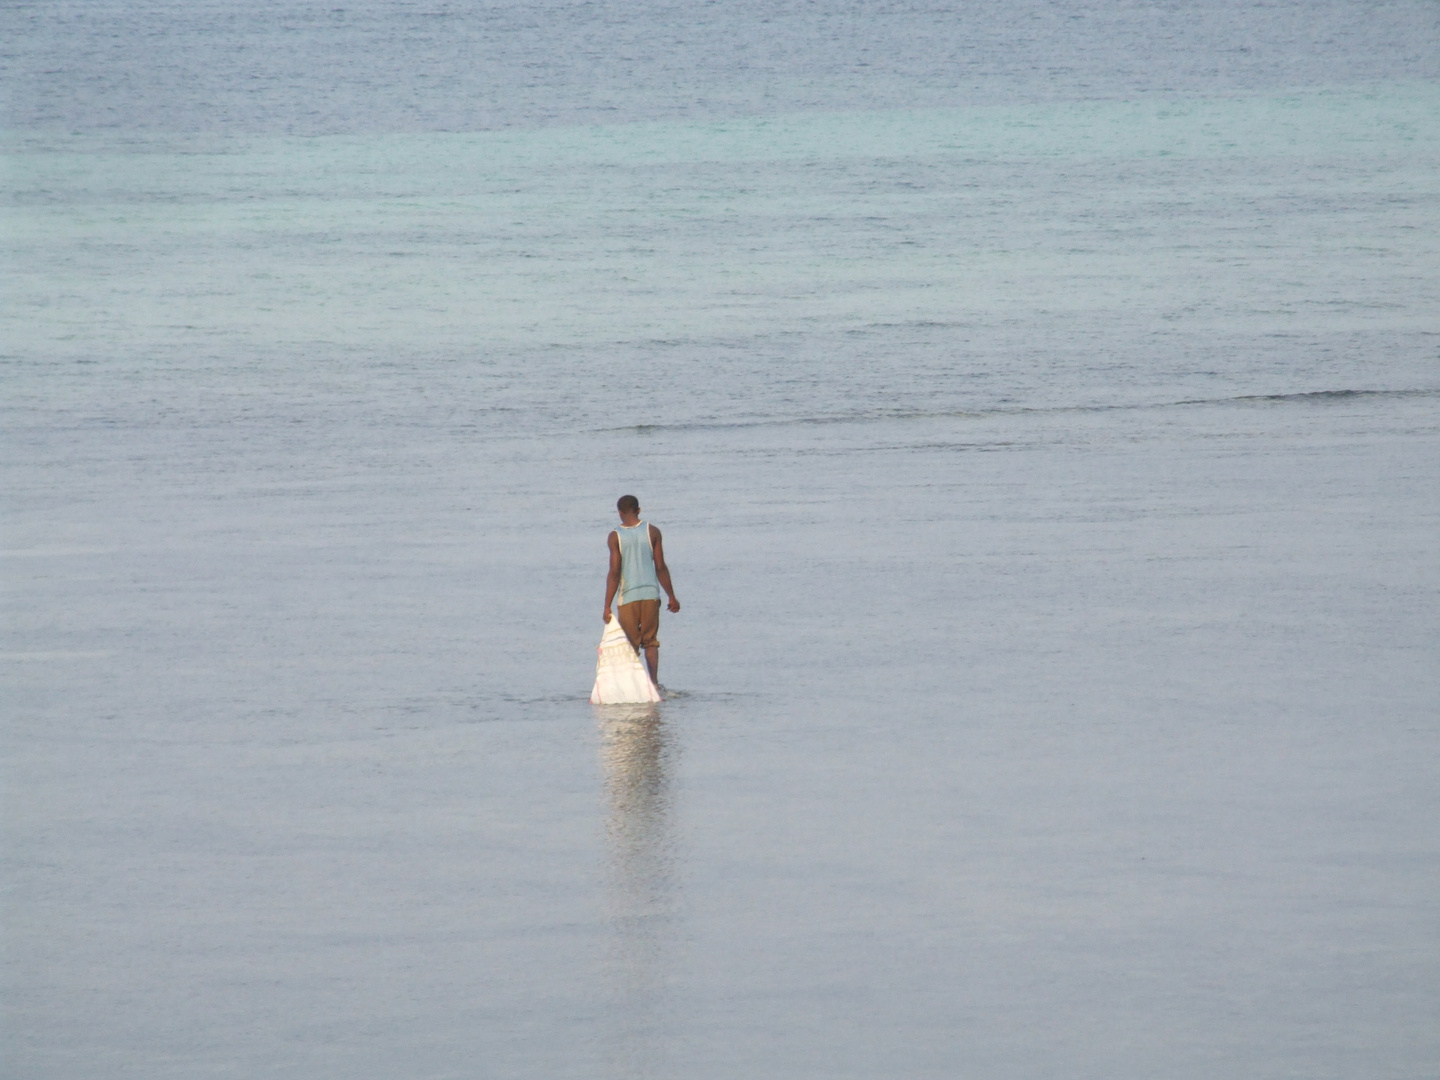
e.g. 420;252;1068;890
617;494;640;519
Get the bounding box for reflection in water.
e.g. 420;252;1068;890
596;703;679;1078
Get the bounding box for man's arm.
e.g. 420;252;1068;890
650;525;681;613
603;531;621;622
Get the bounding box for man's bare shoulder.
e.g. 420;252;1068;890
648;524;662;544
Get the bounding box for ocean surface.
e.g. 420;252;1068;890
4;1;1439;1077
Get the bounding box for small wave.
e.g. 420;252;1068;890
1217;388;1438;406
497;692;593;706
603;388;1437;436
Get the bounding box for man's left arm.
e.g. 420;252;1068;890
650;526;681;613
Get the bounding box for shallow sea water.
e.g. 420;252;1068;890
4;1;1440;1077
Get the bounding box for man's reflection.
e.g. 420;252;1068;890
596;703;678;1077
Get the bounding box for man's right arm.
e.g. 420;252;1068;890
650;526;680;613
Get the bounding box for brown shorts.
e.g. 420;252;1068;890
617;599;661;651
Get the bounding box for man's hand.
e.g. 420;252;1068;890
603;608;612;623
667;596;681;613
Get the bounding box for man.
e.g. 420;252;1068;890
604;495;680;687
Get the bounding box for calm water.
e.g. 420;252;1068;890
4;2;1439;1077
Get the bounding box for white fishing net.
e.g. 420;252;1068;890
590;617;662;704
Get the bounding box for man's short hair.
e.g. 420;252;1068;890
617;495;640;514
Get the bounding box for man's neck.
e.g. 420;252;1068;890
618;517;642;528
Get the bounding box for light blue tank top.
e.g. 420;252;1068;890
616;522;662;605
